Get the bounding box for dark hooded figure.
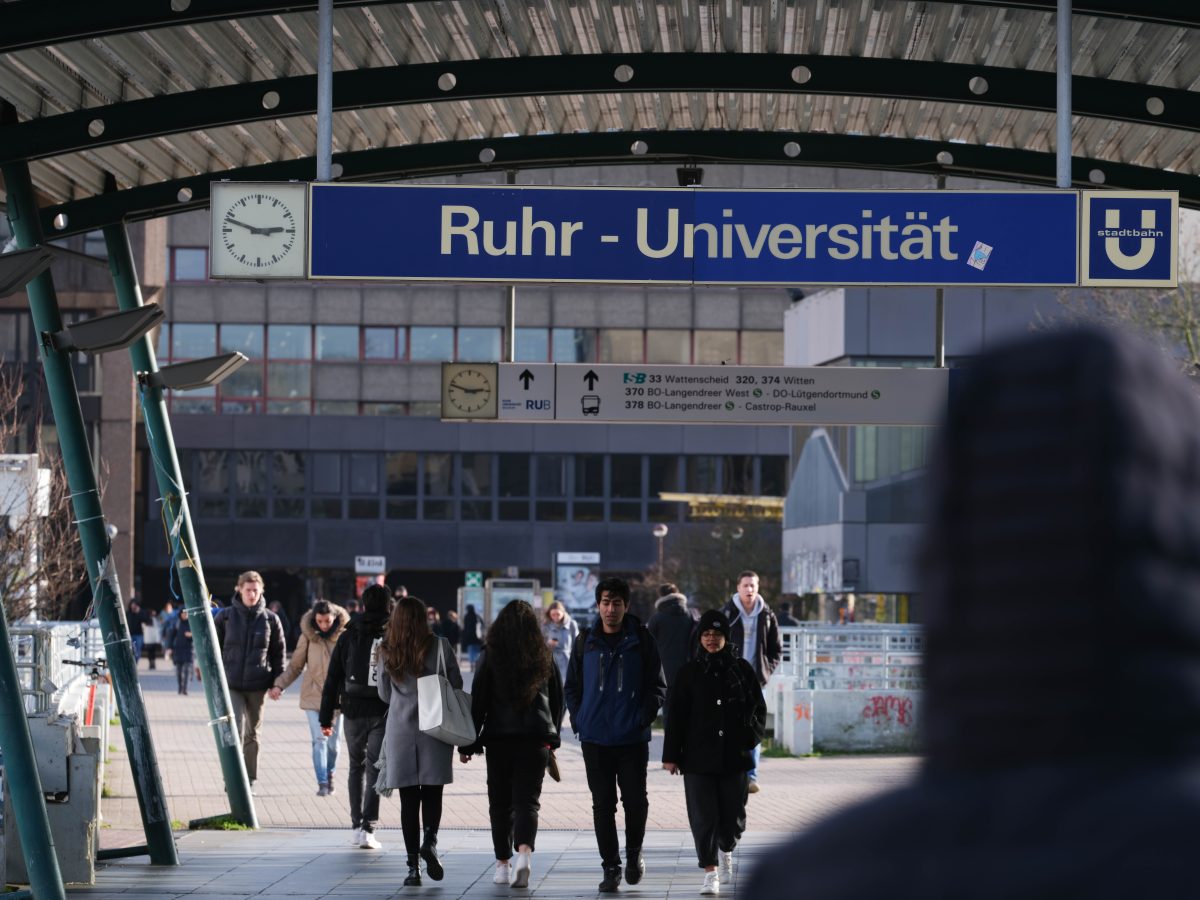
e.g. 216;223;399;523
748;326;1200;899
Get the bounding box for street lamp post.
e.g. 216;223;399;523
652;523;669;582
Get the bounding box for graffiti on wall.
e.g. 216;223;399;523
861;694;914;727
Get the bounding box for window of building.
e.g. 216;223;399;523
647;455;681;520
600;329;644;363
268;324;311;359
385;452;418;519
234;450;268;518
646;329;690;363
458;327;501;361
316;325;359;360
312;453;341;493
552;328;597;363
315;400;358;415
219;324;265;409
155;324;169;361
408;402;442;417
272;451;306;518
686;456;721;494
195;450;229;493
724;455;754;495
364;326;405;360
170;247;207;281
695;330;738;365
221;324;264;358
498;453;530;520
83;230;107;259
423;452;454;520
761;456;787;496
172;323;216;359
460;453;493;520
515;328;548;361
363;402;408;416
410;327;454;361
349;453;379;494
741;331;784;365
267;363;311;410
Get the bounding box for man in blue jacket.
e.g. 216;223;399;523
565;576;667;893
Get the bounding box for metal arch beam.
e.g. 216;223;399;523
0;1;1196;55
37;130;1200;238
4;53;1198;167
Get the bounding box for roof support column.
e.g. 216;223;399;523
316;0;333;181
100;208;258;829
0;144;178;866
1057;0;1073;188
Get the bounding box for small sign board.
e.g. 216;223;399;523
354;555;386;574
465;570;484;588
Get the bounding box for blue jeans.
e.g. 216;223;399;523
305;709;341;788
749;744;760;782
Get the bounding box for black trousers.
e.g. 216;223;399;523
683;770;749;869
343;714;385;832
485;740;549;859
397;785;443;856
581;741;649;868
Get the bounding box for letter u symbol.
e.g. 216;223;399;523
1104;209;1156;271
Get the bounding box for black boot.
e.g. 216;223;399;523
403;854;421;887
420;829;444;881
625;848;645;885
599;865;622;892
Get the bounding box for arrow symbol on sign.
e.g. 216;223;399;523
584;369;599;390
519;369;534;389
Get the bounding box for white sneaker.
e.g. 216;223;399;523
511;850;531;888
701;870;720;895
351;828;363;846
360;830;382;850
493;862;511;884
718;849;733;879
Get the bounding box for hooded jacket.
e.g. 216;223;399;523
747;327;1200;898
647;593;697;689
214;597;285;692
320;609;390;726
564;613;667;746
721;594;782;687
273;604;350;711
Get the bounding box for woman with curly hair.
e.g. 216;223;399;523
377;595;463;887
460;600;564;889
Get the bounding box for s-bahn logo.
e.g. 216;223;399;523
1081;191;1178;287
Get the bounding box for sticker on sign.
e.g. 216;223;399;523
354;555;387;574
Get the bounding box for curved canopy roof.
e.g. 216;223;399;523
1;0;1197;237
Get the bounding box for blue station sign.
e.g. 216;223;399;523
306;184;1177;288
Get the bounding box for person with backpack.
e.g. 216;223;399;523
321;585;392;850
564;576;667;893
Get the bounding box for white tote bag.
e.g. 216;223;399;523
417;640;476;746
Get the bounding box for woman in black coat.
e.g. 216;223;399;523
662;609;766;896
459;600;564;889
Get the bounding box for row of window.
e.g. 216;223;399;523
158;323;783;415
174;450;787;522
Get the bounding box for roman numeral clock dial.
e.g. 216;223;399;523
210;182;308;279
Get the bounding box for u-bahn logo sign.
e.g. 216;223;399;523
270;184;1177;288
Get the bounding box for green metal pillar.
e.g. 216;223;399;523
0;607;66;900
0;154;179;866
101;216;258;828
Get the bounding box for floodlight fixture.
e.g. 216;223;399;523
0;247;54;298
139;351;249;391
44;303;164;354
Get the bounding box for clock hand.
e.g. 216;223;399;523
225;217;266;234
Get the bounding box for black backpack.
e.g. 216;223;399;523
343;627;384;698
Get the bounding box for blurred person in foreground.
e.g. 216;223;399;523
663;609;765;896
748;326;1200;899
460;600;564;888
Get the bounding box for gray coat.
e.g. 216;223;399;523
376;636;462;789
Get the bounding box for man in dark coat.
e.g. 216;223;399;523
213;570;285;790
647;583;697;728
748;327;1200;899
321;583;391;849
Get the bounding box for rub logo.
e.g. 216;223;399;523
1082;191;1177;287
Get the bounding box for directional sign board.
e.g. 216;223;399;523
445;363;949;426
309;184;1178;288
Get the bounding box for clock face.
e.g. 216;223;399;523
447;368;493;413
210;182;307;278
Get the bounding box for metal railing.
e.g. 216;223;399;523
9;620;104;714
778;624;923;691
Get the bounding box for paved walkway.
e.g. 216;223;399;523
71;660;920;897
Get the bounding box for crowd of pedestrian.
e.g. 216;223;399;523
135;566;790;894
